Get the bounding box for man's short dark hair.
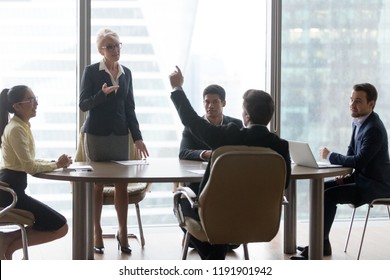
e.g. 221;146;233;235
353;83;378;104
243;89;274;125
203;84;226;102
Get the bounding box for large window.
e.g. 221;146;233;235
90;0;268;227
281;0;390;221
3;0;389;229
0;0;268;227
0;0;77;219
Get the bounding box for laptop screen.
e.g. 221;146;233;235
288;141;342;168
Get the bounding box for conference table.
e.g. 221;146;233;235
35;159;351;260
34;158;205;260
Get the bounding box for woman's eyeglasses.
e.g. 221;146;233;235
18;96;38;105
101;43;122;52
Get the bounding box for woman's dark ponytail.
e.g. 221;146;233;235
0;85;29;145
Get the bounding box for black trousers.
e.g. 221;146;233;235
323;178;360;241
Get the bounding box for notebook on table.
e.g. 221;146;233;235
288;141;342;168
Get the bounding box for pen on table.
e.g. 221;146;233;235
63;167;93;172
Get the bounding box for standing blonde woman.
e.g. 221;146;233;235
0;85;71;259
79;28;149;254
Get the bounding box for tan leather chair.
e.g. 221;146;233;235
344;197;390;259
174;145;287;260
101;182;148;247
0;181;35;260
75;131;150;247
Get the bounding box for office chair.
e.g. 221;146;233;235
173;145;287;260
0;181;35;260
102;182;149;247
344;197;390;259
74;131;151;247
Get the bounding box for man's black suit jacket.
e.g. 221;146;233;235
179;115;243;161
171;89;291;194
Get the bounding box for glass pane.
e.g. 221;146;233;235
90;0;267;226
0;0;77;220
0;0;267;229
281;0;390;220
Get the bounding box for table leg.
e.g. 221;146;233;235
72;181;94;260
284;179;297;254
86;182;94;259
309;178;324;260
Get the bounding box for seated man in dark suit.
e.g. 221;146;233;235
179;84;243;193
296;83;390;259
169;66;291;260
178;84;243;251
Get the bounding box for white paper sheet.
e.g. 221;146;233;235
112;160;149;166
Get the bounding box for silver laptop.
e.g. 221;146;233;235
288;141;342;168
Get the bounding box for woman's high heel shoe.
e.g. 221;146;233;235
94;246;105;254
116;232;132;254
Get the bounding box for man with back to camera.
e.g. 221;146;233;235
295;83;390;259
169;65;291;260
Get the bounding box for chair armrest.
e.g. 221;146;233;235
0;183;17;217
282;195;289;205
177;186;197;198
173;187;198;227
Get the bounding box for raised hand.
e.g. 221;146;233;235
169;66;184;89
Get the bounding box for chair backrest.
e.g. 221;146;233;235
198;145;286;244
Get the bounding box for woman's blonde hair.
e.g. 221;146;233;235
96;28;120;49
